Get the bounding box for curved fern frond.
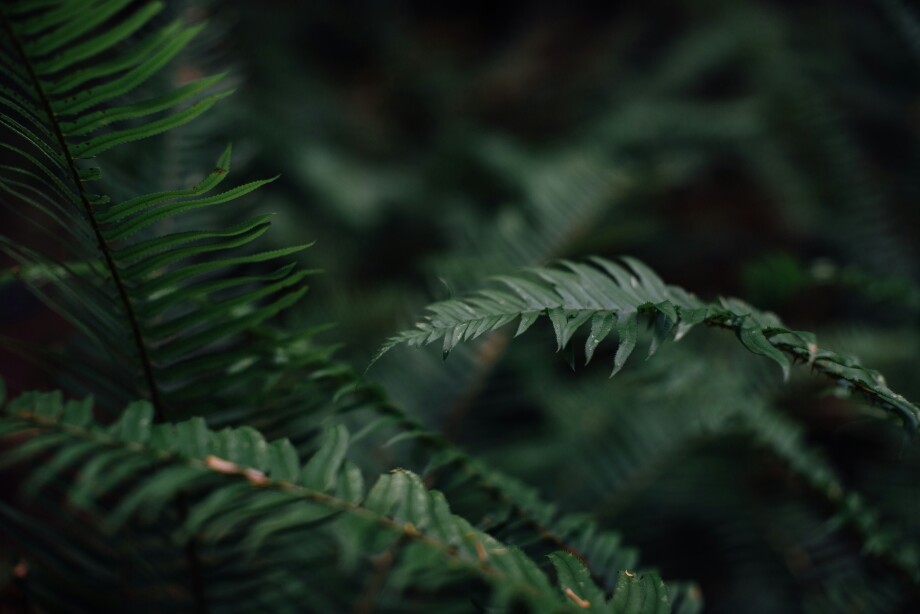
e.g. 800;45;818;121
374;256;920;432
0;386;673;612
308;356;699;605
196;336;654;598
744;402;920;584
536;353;919;586
0;1;309;418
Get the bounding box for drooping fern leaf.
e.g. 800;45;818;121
374;256;920;432
0;0;310;419
0;386;673;613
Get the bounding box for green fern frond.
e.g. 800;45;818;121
0;1;309;419
374;256;920;432
745;401;920;583
314;354;655;595
0;386;673;612
546;355;918;584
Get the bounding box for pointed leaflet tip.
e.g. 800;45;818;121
546;307;567;352
515;311;540;337
217;143;233;171
547;308;567;352
611;311;638;377
646;309;675;360
437;277;454;300
738;322;791;381
565;343;576;372
366;336;403;372
442;323;467;358
585;311;616;365
674;306;708;342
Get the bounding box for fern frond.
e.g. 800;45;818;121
0;1;309;418
0;386;673;612
745;401;920;583
374;257;920;432
328;363;703;612
550;355;919;585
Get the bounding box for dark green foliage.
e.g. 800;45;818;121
1;0;918;612
2;389;645;612
0;0;309;420
378;257;920;431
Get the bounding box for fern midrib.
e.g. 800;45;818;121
6;409;554;606
341;372;626;594
402;300;920;428
1;12;164;421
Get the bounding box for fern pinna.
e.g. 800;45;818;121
0;0;673;610
376;256;920;431
0;386;675;612
1;0;918;612
0;0;309;422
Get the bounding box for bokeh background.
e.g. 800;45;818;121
3;0;920;611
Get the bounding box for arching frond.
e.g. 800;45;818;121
375;257;920;432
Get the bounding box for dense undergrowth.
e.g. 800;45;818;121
1;1;919;612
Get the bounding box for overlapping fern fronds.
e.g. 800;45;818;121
0;385;674;613
0;0;310;420
3;1;918;611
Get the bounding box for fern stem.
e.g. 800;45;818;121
0;12;206;611
0;12;165;421
7;407;551;605
359;395;620;592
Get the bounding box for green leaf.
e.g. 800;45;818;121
108;401;154;443
610;572;670;614
26;0;134;57
101;144;233;222
585;311;616;365
613;310;638;377
301;425;350;492
738;321;791;381
267;439;301;483
549;551;607;612
516;310;541;337
70;90;233;158
53;22;205;115
379;257;919;431
61;73;226;137
103;177;278;241
35;1;164;73
646;308;675;359
114;214;273;264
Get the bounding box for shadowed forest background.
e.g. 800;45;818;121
2;0;920;612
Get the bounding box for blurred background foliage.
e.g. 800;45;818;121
3;0;920;611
